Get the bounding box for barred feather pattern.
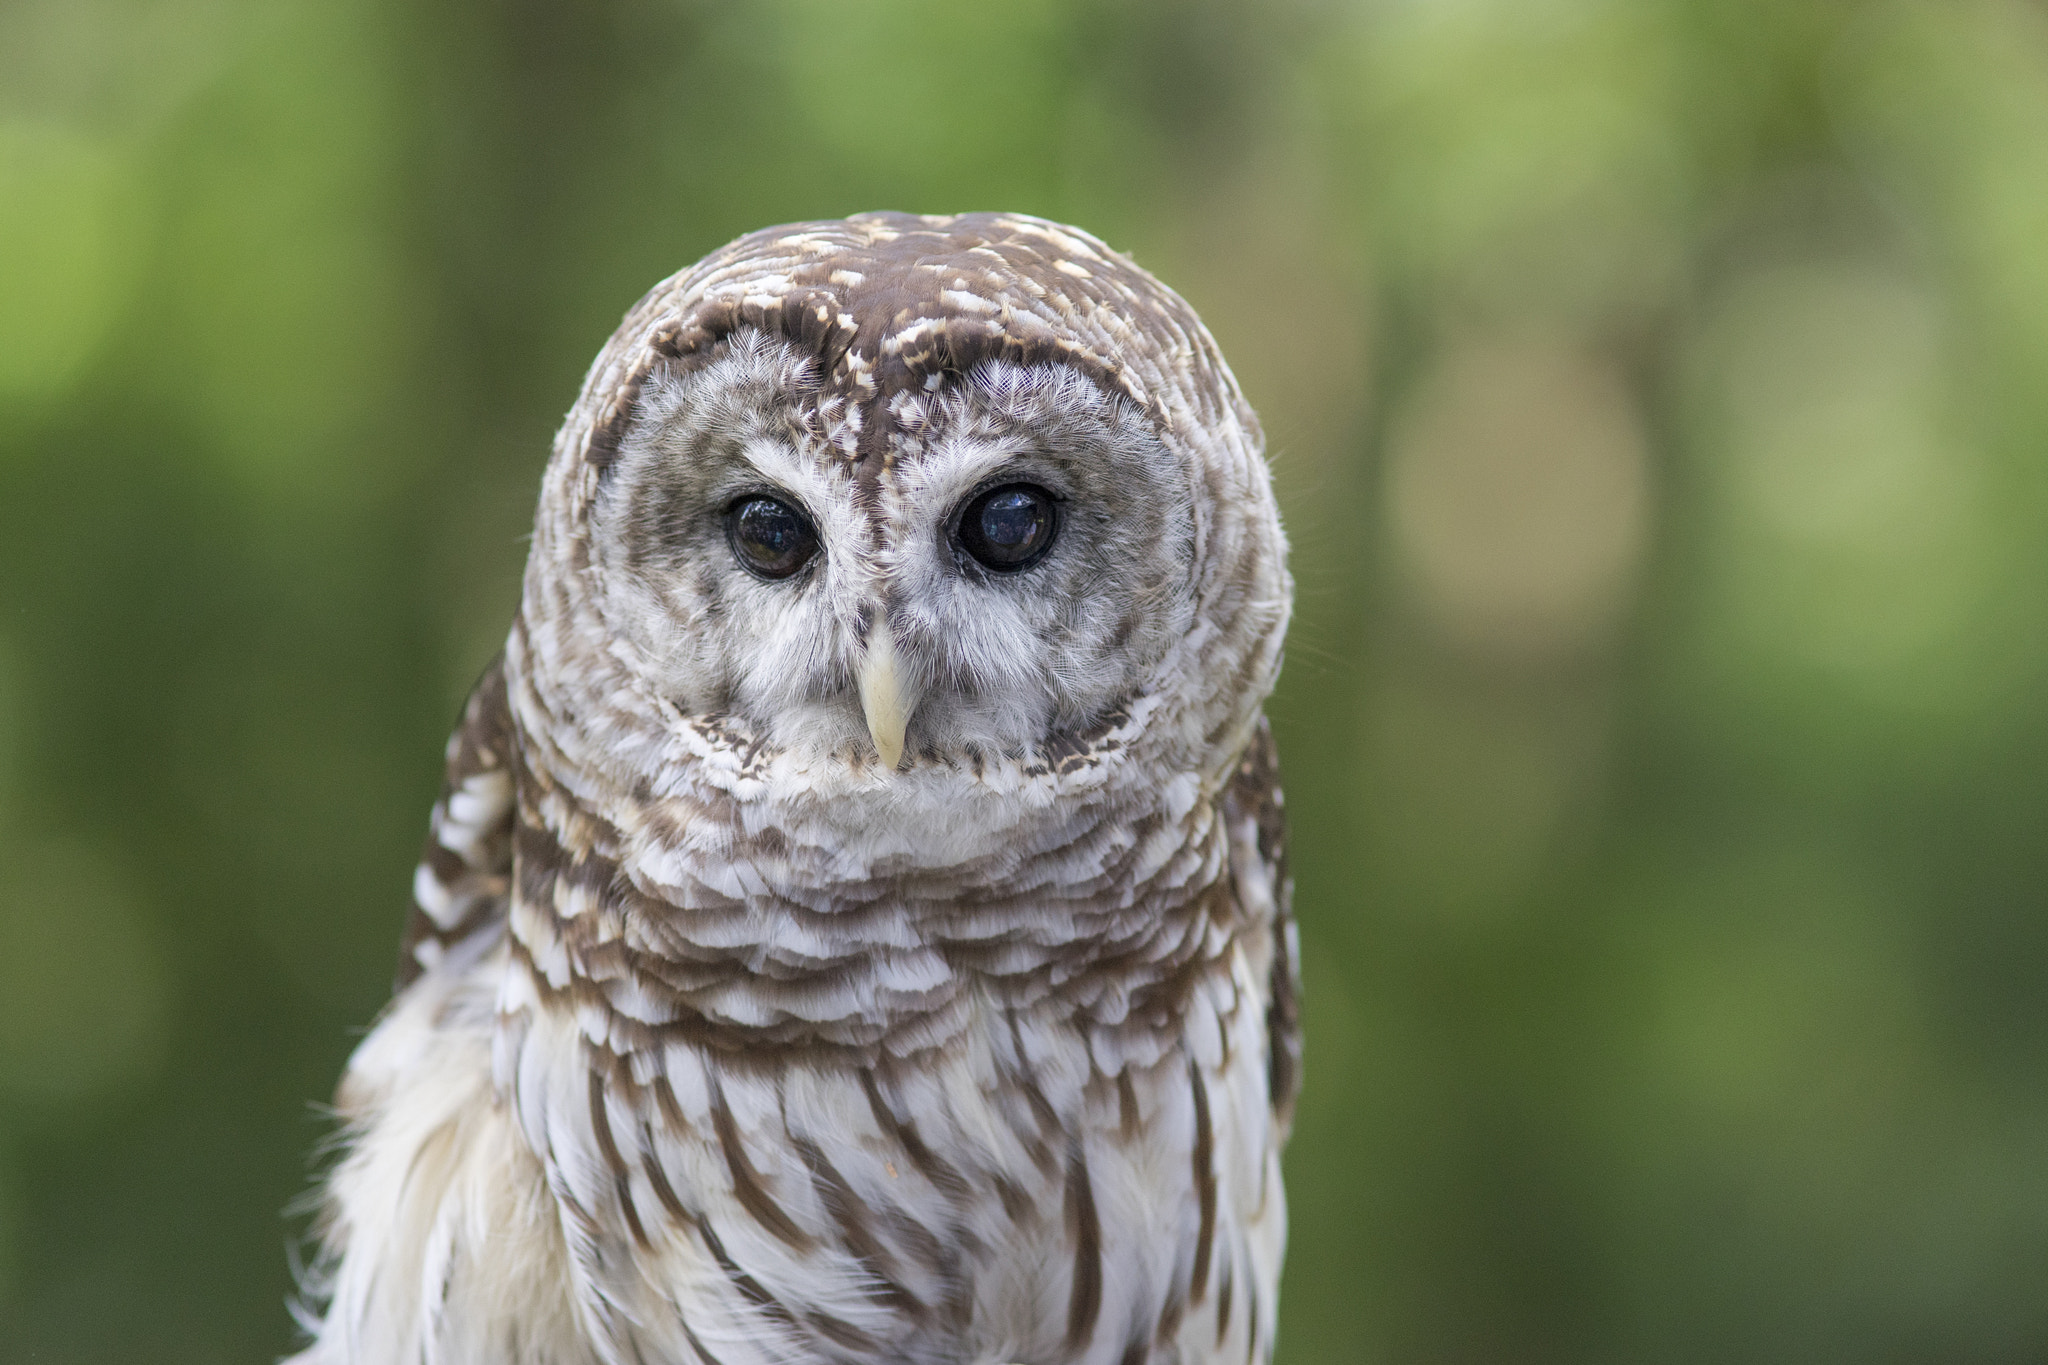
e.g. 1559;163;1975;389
292;213;1297;1365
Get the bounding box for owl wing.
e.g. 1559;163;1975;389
1228;715;1301;1134
395;654;516;990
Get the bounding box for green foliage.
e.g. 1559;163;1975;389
1;0;2044;1358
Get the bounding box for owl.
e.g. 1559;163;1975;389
290;212;1298;1365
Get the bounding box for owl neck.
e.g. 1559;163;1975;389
500;625;1240;1063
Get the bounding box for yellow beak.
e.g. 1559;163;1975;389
857;610;917;770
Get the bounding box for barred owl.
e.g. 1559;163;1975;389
291;212;1298;1365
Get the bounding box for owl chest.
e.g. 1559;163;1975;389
513;960;1282;1365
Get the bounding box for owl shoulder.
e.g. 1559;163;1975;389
397;654;517;990
1223;716;1301;1134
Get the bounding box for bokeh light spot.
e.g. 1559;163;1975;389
1687;260;2018;720
1386;334;1651;662
0;123;141;401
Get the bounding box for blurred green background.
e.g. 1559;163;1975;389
3;0;2047;1359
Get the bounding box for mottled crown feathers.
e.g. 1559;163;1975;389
573;211;1261;468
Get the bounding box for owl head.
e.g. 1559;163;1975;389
512;213;1287;862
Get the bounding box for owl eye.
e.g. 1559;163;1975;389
726;495;819;580
956;484;1058;573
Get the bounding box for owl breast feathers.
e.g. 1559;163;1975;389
292;212;1299;1365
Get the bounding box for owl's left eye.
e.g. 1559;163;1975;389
955;483;1059;573
727;495;819;580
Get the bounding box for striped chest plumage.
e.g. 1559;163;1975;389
291;213;1298;1365
482;708;1293;1365
493;936;1286;1365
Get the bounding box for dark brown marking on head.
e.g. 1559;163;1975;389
582;212;1199;473
1064;1138;1103;1349
1120;1339;1150;1365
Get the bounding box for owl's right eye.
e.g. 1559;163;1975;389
726;495;819;580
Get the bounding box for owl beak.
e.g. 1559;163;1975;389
857;610;918;771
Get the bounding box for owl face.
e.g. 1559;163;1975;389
589;332;1199;771
516;213;1287;875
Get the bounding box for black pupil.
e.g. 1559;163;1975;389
729;497;817;579
962;485;1055;570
